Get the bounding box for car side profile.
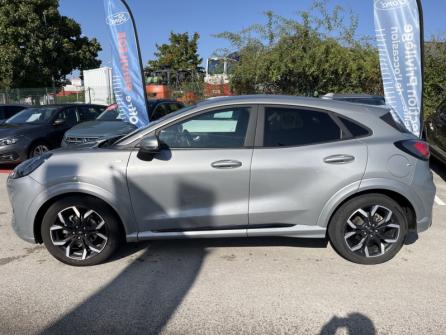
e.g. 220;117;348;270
7;95;435;266
0;104;105;164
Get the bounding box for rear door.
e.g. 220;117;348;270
248;105;368;233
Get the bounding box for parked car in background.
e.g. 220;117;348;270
62;99;184;147
0;104;105;164
322;93;386;106
7;95;434;266
425;98;446;163
0;104;30;124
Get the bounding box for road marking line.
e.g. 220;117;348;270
435;195;446;206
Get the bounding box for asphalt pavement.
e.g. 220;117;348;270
1;162;446;335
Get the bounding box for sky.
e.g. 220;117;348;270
59;0;446;72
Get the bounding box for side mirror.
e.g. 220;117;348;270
53;119;66;126
138;135;160;155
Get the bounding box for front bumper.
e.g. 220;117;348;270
0;141;30;164
7;174;44;243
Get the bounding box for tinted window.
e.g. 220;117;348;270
264;107;341;147
56;107;78;127
380;112;410;133
79;106;101;122
159;107;250;149
339;117;370;137
0;107;4;120
151;104;170;120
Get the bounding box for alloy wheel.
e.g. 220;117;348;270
344;205;401;258
50;206;108;260
32;144;49;157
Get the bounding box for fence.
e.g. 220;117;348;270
0;82;219;107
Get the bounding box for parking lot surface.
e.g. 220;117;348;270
1;162;446;335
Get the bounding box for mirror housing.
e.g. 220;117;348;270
53;119;66;126
138;135;160;155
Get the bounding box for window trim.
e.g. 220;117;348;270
151;104;259;150
255;104;364;149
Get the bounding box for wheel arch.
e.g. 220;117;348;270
33;192;127;243
325;189;417;232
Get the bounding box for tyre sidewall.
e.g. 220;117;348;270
41;196;122;266
328;194;408;265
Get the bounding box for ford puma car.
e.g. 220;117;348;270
7;95;435;266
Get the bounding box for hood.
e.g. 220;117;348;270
64;120;136;139
0;123;48;138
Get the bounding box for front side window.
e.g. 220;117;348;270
158;107;250;149
264;107;342;147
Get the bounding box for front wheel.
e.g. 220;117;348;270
328;194;408;265
41;196;122;266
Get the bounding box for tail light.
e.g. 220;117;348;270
394;140;430;161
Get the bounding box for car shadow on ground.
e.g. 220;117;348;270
320;313;376;335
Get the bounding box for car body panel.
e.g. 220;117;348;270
6;95;435;245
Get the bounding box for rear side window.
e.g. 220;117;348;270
339;117;370;137
380;112;410;133
264;107;342;147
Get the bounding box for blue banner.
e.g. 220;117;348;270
374;0;424;137
104;0;149;128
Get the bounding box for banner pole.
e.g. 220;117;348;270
417;0;425;139
119;0;149;115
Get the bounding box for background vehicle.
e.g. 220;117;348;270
0;104;29;124
0;104;105;163
425;98;446;163
62;99;184;147
7;96;434;266
204;56;238;97
322;93;386;106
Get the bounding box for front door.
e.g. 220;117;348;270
126;105;257;233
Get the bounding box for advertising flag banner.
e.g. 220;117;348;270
104;0;149;128
374;0;424;137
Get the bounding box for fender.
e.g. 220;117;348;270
27;181;139;241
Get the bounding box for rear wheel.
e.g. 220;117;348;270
328;194;408;265
41;196;122;266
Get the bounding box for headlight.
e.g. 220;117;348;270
0;137;20;146
10;153;52;179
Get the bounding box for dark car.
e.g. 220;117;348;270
322;93;386;106
0;104;105;163
62;99;184;146
0;104;30;124
426;98;446;163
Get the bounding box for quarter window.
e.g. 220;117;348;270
159;107;250;149
264;107;342;147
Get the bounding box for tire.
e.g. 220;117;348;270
41;195;122;266
28;141;50;158
328;194;408;265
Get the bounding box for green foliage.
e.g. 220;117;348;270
0;0;102;89
214;0;382;97
424;37;446;116
147;32;203;72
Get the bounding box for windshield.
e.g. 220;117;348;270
97;104;125;121
6;107;58;124
113;105;196;145
207;59;225;76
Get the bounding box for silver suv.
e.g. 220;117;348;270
7;95;435;266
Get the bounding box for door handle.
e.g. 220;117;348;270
211;160;242;169
324;155;355;164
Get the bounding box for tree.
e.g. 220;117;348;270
214;0;382;97
0;0;101;89
147;32;203;73
424;37;446;116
